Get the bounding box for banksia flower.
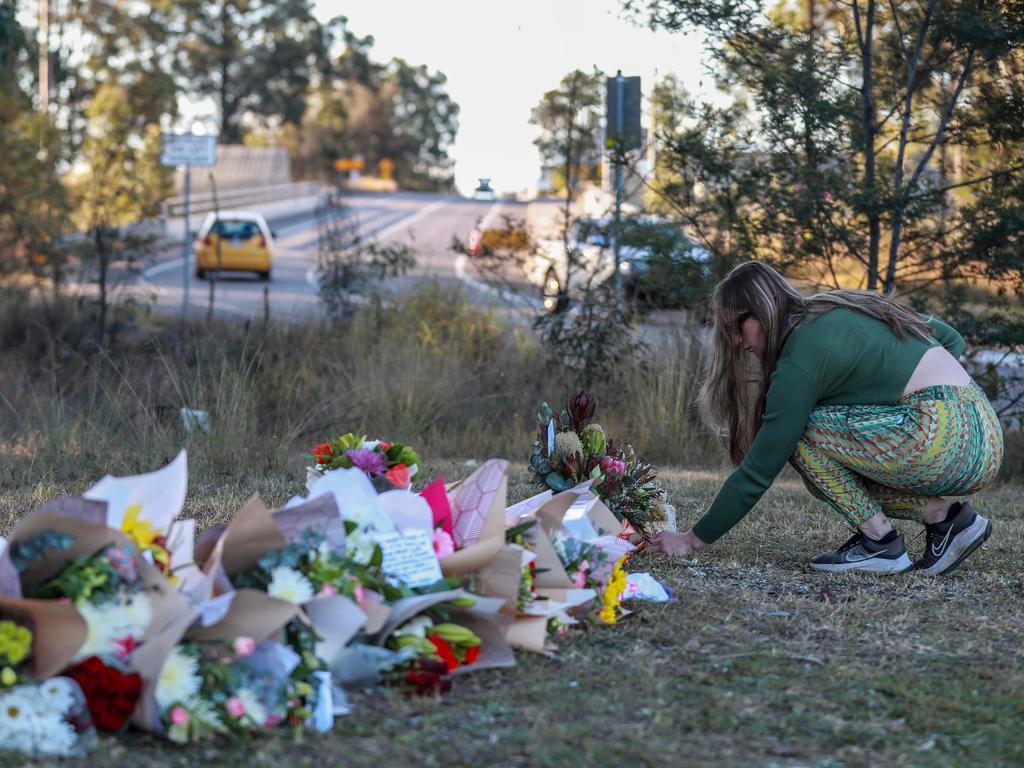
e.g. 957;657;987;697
554;431;584;468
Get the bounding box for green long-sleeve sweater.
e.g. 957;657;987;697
692;308;965;544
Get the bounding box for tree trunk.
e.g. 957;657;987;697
855;0;881;290
94;226;107;347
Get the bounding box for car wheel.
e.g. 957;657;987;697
259;269;271;282
195;268;207;280
541;268;567;313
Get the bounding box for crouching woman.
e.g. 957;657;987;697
648;262;1004;575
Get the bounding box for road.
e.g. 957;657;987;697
139;191;544;320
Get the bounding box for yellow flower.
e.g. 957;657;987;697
121;504;160;550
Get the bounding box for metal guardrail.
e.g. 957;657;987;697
162;181;323;218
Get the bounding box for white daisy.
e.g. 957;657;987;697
266;566;314;605
155;646;201;711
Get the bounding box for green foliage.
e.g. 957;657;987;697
627;0;1024;299
177;0;326;143
530;69;605;193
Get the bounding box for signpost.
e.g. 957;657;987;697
605;72;642;307
161;133;217;313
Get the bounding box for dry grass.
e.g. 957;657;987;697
1;287;1022;767
1;464;1021;768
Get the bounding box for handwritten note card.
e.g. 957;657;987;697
374;529;443;588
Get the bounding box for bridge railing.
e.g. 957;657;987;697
162;181;323;218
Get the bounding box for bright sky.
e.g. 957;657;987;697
315;0;712;195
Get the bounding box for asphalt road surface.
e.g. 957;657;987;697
139;191;541;321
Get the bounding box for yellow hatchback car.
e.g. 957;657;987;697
195;212;275;281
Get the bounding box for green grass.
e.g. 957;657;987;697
1;464;1020;768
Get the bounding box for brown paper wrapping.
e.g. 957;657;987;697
447;607;516;674
505;615;550;654
303;594;366;665
0;595;87;679
474;544;528;606
440;473;509;577
130;602;198;732
185;589;298;642
195;495;287;578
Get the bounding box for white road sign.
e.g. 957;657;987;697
160;133;217;167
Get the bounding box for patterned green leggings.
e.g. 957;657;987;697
790;382;1004;526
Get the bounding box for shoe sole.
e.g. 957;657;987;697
808;552;913;574
917;515;993;577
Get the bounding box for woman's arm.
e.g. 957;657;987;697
924;316;965;359
689;361;819;545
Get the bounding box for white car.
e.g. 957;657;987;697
524;217;711;312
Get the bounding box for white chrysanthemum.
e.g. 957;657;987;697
0;690;36;755
38;678;75;713
73;594;152;661
156;646;201;710
236;687;267;729
34;716;77;756
266;566;314;605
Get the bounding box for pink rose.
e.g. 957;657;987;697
318;583;338;597
573;570;587;589
233;636;255;657
226;697;245;718
433;528;455;558
169;706;189;726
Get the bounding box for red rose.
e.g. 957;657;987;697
64;656;143;733
312;443;333;464
379;442;392;451
385;463;411;488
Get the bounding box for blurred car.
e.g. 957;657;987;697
524;216;712;312
194;211;275;281
471;178;497;201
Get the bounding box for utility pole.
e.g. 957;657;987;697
38;0;49;112
612;71;625;307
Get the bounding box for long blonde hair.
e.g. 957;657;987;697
699;262;934;464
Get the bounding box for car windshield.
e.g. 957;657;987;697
210;220;260;239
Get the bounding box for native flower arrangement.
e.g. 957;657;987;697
529;391;672;535
310;434;420;492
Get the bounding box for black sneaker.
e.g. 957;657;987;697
809;529;912;574
913;501;992;576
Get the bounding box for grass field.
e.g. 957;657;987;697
1;461;1020;768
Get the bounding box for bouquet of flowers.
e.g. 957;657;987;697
155;638;298;742
309;434;420;492
10;531;152;732
529;391;672;535
596;556;630;625
549;531;607;590
0;675;96;757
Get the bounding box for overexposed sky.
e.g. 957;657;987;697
316;0;712;194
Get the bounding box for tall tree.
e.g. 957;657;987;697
178;0;327;143
0;2;69;288
627;0;1024;295
75;83;169;344
530;69;605;197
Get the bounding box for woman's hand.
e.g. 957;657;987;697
642;528;706;557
